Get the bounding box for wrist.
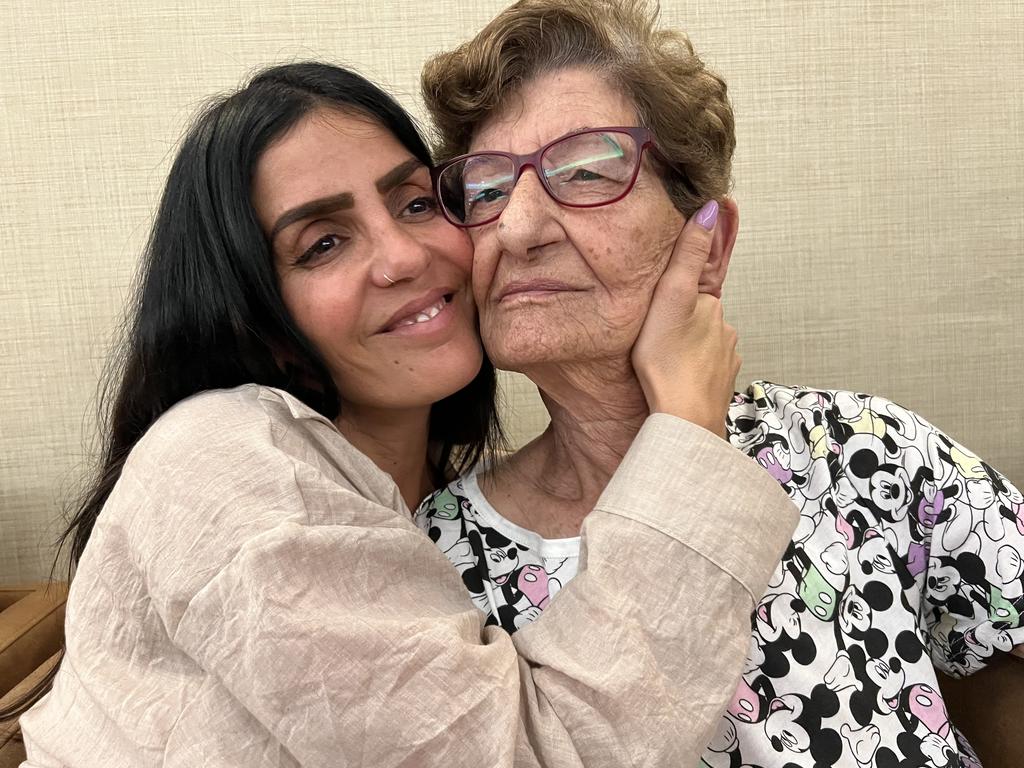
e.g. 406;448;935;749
648;401;726;439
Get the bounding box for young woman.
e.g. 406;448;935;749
5;62;797;767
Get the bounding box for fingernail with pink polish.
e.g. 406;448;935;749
696;199;719;231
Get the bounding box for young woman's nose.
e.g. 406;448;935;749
371;218;432;287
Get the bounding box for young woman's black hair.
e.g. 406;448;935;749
0;61;501;721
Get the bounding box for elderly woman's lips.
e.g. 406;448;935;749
496;281;579;302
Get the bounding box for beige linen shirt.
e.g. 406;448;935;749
19;385;797;768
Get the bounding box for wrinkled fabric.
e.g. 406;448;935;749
19;384;797;767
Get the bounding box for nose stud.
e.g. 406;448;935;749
382;272;396;285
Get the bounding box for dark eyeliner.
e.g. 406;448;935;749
294;234;340;266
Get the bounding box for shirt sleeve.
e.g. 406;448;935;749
128;394;797;768
512;413;800;764
919;423;1024;677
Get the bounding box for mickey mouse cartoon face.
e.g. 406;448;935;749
846;444;915;522
488;546;520;584
919;732;959;768
868;466;912;518
754;593;801;642
962;620;1014;660
765;694;813;752
926;558;962;601
865;656;905;712
755;594;817;677
858;528;899;575
763;685;842;767
839;589;872;636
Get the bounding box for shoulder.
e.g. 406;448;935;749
100;387;406;623
730;380;1020;517
115;384;401;531
108;386;326;527
125;385;347;483
729;380;950;453
135;384;329;455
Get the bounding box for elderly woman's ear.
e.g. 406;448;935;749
696;197;739;299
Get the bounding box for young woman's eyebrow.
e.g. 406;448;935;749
269;159;424;242
375;157;425;194
271;192;353;240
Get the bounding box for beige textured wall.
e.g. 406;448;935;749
1;1;1021;583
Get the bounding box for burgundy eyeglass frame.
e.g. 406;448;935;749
431;126;677;229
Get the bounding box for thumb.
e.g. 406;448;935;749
653;199;720;312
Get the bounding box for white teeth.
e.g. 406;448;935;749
393;298;447;329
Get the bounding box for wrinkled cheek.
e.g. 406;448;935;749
469;239;497;309
479;309;562;368
599;295;651;345
603;264;670;334
478;310;512;360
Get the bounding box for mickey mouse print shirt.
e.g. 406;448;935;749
416;382;1024;768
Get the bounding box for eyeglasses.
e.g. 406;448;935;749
433;126;670;228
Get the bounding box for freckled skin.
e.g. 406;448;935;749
467;68;686;373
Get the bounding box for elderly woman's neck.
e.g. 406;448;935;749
488;359;649;535
538;362;649;471
540;387;648;494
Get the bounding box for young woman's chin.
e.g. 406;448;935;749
342;335;484;413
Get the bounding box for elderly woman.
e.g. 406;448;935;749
417;1;1024;767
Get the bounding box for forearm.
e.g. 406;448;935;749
513;412;799;763
143;392;799;767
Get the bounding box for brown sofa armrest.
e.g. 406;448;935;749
939;653;1024;768
0;583;67;699
0;587;37;613
0;652;61;768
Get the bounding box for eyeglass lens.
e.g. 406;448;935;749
438;130;641;226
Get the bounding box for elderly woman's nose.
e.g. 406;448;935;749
495;170;557;256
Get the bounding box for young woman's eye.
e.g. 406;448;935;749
401;195;438;218
295;234;344;265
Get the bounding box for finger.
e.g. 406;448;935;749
649;200;720;321
661;199;720;291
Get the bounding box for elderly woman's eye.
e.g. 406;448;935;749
470;188;507;205
566;168;604;182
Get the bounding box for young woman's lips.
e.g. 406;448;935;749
379;291;458;337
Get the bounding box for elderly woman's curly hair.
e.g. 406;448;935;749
421;0;735;216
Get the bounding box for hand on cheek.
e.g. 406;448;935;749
631;199;740;437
